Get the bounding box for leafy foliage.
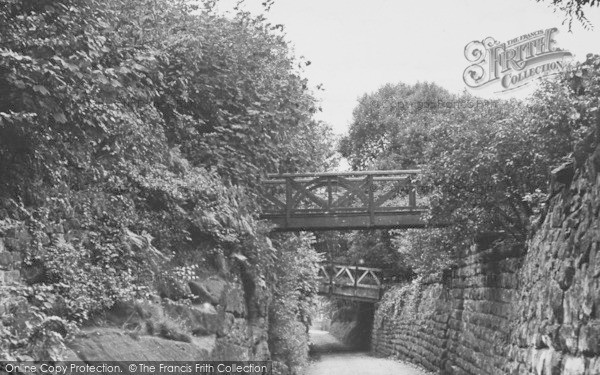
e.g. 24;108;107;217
340;55;600;276
339;82;454;170
337;83;456;275
534;0;600;30
0;0;332;360
268;233;322;375
0;287;78;361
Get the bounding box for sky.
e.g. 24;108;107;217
215;0;600;135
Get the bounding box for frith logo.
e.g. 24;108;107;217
463;28;572;91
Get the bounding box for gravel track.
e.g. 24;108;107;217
307;330;431;375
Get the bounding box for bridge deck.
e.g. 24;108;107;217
260;170;427;231
262;210;426;231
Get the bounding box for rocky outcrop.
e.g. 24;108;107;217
0;214;272;363
68;275;270;362
162;301;220;336
69;328;213;361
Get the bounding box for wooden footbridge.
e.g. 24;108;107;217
260;170;427;231
260;170;428;301
317;264;383;302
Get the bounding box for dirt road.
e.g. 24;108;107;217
307;330;431;375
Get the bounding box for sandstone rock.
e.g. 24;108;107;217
562;356;585;375
531;332;545;349
587;357;600;375
69;328;211;361
548;282;564;323
551;161;575;187
535;349;562;375
253;339;270;360
216;308;235;337
563;294;573;325
551;204;564;228
192;334;217;354
163;300;219;336
189;276;227;304
61;347;82;362
250;324;268;347
223;284;246;316
271;361;289;375
557;262;576;291
558;325;580;355
577;323;600;355
532;349;544;375
590;242;600;278
581;276;594;318
542;324;560;349
226;318;251;346
211;339;250;361
104;299;163;328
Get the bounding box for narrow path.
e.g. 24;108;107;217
307;330;431;375
309;329;352;352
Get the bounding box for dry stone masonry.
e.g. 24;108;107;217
372;144;600;375
0;224;27;286
0;222;28;316
505;145;600;375
372;239;522;375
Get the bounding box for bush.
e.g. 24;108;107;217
0;0;332;360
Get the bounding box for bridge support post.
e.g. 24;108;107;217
354;264;359;300
367;175;374;226
409;186;416;207
285;177;292;227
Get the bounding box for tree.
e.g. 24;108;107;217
339;55;600;276
534;0;600;30
0;0;333;360
337;82;460;276
339;82;455;170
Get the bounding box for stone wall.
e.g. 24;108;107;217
0;222;28;315
0;223;27;286
371;144;600;375
372;240;523;375
505;146;600;374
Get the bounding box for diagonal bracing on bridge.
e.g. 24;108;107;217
260;170;427;231
317;264;384;302
260;170;429;301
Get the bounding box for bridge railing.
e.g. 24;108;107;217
261;170;425;218
317;264;384;301
318;264;383;288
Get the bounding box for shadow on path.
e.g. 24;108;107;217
309;329;356;355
